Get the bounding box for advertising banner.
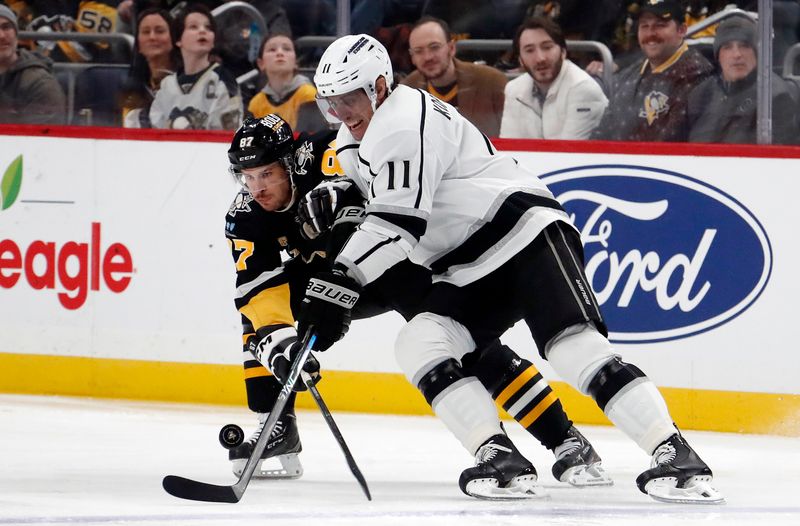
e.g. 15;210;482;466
1;128;797;434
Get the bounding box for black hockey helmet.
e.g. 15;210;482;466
228;114;295;188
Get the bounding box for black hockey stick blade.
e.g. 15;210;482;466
161;332;317;503
303;371;372;501
162;475;242;503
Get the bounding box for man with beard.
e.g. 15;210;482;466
500;17;608;139
591;0;713;142
402;15;507;137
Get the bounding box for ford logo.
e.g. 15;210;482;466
540;165;772;343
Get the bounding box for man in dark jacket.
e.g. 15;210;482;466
0;4;66;125
591;0;713;142
688;15;798;145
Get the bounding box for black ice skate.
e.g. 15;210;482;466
551;425;613;487
458;434;546;500
229;411;302;479
636;432;724;504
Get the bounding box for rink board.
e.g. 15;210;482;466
1;125;798;436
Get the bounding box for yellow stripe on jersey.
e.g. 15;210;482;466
518;391;558;428
495;364;540;408
239;283;295;329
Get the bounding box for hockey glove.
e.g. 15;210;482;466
298;270;361;351
298;178;354;240
246;335;321;392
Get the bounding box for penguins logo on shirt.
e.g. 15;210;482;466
639;91;670;125
294;141;315;176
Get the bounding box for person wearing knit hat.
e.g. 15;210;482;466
0;3;66;124
688;15;799;145
713;15;757;62
0;4;17;33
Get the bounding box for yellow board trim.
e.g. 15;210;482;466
1;352;798;436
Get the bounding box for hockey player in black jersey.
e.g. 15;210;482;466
295;34;723;503
223;114;610;487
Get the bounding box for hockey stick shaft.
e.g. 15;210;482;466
163;330;317;503
302;371;372;501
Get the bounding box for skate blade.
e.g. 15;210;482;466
465;474;548;500
232;453;303;480
645;475;725;504
561;462;614;487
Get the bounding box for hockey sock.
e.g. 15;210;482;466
547;323;677;454
418;359;504;454
463;342;571;450
591;366;677;454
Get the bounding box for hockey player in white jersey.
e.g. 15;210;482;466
293;34;723;504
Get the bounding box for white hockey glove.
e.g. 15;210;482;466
298;177;354;240
246;331;320;391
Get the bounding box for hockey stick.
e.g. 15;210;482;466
162;331;318;503
301;370;372;501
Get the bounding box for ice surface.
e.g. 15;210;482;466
1;394;798;525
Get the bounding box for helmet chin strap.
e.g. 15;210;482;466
275;154;297;213
276;184;298;213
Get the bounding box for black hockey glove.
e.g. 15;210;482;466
298;270;361;351
298;178;354;240
246;335;320;392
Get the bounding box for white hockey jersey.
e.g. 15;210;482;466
149;63;243;130
334;84;571;287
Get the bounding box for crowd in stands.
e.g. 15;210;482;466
1;0;799;145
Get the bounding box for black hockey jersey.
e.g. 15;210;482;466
224;129;345;343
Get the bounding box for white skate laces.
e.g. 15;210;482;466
651;442;677;467
474;441;511;464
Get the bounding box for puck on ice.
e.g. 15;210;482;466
219;424;244;449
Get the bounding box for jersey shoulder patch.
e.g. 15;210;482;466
228;191;254;217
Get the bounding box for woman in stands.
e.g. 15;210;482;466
149;3;243;130
120;8;180;128
246;33;324;132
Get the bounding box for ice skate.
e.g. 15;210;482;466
551;425;613;487
229;410;303;479
636;432;724;504
458;434;547;500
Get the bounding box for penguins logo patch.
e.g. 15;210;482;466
295;141;315;175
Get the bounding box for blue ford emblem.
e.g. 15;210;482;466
541;165;772;343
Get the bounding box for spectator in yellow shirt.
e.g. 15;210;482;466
246;33;320;132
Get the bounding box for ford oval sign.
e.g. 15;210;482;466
540;165;772;343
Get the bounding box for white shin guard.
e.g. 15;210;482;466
431;377;504;455
605;380;677;454
546;323;676;454
395;313;502;454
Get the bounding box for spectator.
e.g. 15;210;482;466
500;17;608;139
402;15;507;137
25;0;125;63
119;8;179;128
592;0;713;142
149;3;242;130
246;33;319;131
0;4;66;125
688;15;799;145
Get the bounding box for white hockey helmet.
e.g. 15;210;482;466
314;34;394;123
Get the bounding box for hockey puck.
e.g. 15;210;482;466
219;424;244;449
